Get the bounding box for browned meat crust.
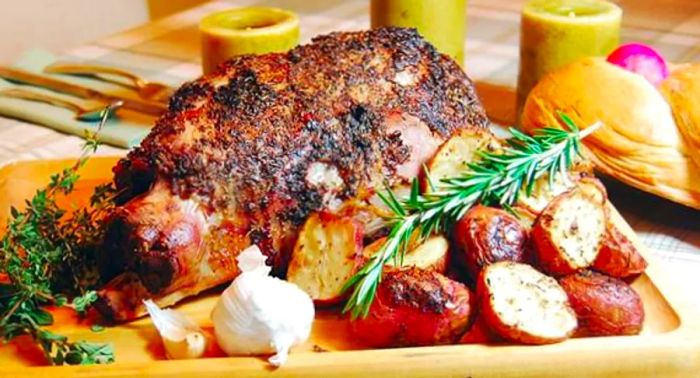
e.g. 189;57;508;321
100;27;488;320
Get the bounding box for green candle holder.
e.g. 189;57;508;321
371;0;467;66
516;0;622;123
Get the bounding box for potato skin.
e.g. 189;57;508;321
559;271;644;336
350;268;471;347
592;223;648;278
533;179;607;276
452;205;529;279
458;315;498;344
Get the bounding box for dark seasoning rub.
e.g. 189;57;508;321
110;27;488;275
383;268;450;314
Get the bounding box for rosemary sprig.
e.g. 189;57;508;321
342;113;601;319
0;109;116;365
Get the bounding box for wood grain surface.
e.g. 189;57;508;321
0;157;697;377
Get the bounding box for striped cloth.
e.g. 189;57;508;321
0;0;698;266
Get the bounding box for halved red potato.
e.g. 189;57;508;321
592;222;648;278
363;235;449;274
532;178;608;276
350;268;471;347
452;205;529;279
559;270;644;336
423;129;501;192
478;261;577;344
286;211;365;305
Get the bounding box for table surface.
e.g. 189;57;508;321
0;0;698;308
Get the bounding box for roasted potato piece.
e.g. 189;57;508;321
514;162;595;220
478;262;577;344
458;315;498;344
286;212;364;305
515;172;578;220
335;200;391;241
533;179;607;276
350;267;471;347
559;270;644;336
592;222;648;278
510;206;538;230
576;177;607;203
452;205;529;279
401;235;450;272
362;237;386;260
423;129;501;192
363;235;449;273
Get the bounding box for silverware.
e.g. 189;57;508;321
45;63;175;104
0;88;123;121
0;66;166;117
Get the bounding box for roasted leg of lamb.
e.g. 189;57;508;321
97;27;489;321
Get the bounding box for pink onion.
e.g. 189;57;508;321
606;43;669;86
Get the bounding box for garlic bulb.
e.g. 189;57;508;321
143;299;206;359
211;245;314;366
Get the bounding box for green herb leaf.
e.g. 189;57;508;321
72;291;98;317
0;108;117;365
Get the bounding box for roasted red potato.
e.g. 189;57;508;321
515;172;578;221
363;235;449;274
478;262;577;344
458;314;498;344
533;178;607;276
592;222;648;278
559;270;644;336
286;212;364;305
452;205;529;279
350;267;471;347
514;161;594;220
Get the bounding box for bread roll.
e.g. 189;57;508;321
660;63;700;169
521;57;700;210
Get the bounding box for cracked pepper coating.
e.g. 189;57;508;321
99;27;489;321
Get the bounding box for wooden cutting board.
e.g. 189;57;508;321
0;157;698;377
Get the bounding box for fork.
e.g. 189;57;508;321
0;88;122;121
44;63;175;104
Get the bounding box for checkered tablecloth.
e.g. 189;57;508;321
0;0;698;266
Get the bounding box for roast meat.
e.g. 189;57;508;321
97;27;489;321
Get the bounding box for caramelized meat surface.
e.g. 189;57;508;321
99;27;488;321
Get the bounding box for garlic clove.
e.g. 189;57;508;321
163;331;207;360
268;332;294;367
268;347;289;367
143;299;206;359
236;245;271;275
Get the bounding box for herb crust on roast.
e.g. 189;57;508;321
98;27;489;321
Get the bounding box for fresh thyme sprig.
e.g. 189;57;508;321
342;113;601;319
0;108;116;365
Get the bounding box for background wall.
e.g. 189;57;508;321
0;0;207;63
0;0;697;64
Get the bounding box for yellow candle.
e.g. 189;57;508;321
516;0;622;122
199;7;300;74
371;0;467;66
